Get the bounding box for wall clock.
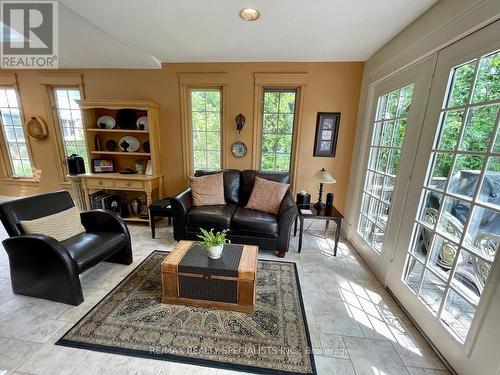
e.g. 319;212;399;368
231;142;247;158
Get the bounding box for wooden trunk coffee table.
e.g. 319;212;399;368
161;241;258;313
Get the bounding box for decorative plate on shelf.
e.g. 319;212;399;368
136;116;148;130
118;136;141;152
231;142;247;158
116;109;137;129
96;116;115;129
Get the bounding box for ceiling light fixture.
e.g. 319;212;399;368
239;8;260;22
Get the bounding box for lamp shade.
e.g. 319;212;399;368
310;168;336;184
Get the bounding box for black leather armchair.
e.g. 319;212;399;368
0;191;133;305
171;170;297;257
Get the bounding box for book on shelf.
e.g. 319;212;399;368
89;191;110;210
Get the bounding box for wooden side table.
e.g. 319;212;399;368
294;204;344;256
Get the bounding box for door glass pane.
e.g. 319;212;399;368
436;197;470;242
411;224;432;261
426;152;453;190
446;61;476;108
358;84;415;253
420;270;446;315
404;255;424;293
418;189;442;228
436;110;464;150
459;105;499;152
464;206;500;261
447;155;484;198
471;51;500;103
427;234;458;278
452;249;488;305
402;49;500;343
441;289;476;342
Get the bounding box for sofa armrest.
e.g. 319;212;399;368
80;210;132;261
171;188;193;241
2;234;84;305
80;209;130;236
277;190;298;253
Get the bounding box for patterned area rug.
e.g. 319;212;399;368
57;251;316;375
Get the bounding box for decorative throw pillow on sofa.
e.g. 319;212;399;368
20;206;86;242
189;172;226;206
245;176;290;215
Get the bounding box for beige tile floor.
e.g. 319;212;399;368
0;219;451;375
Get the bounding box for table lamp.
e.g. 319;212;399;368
310;168;336;210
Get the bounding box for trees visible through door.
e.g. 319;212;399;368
402;49;500;342
358;84;414;253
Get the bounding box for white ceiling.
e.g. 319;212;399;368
58;0;439;68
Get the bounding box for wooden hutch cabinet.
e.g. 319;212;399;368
77;100;163;224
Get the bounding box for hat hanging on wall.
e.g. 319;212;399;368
26;116;48;140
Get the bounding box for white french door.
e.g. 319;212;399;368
352;57;436;280
388;20;500;373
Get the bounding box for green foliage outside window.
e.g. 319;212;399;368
191;90;221;170
432;51;500;178
261;90;296;172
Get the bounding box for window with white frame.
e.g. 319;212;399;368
0;88;33;177
260;89;297;172
190;89;222;171
52;88;88;172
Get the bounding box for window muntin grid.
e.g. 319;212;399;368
0;88;33;177
190;89;222;171
402;50;500;343
260;89;297;172
358;84;414;253
53;88;88;172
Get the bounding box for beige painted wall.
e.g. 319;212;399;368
0;62;363;214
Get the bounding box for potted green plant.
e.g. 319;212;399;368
197;228;229;259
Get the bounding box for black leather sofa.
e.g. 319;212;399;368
171;169;297;257
0;191;133;305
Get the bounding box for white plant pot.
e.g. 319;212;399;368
207;245;223;259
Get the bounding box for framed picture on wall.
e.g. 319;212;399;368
313;112;340;157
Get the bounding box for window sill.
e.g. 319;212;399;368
1;177;40;185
